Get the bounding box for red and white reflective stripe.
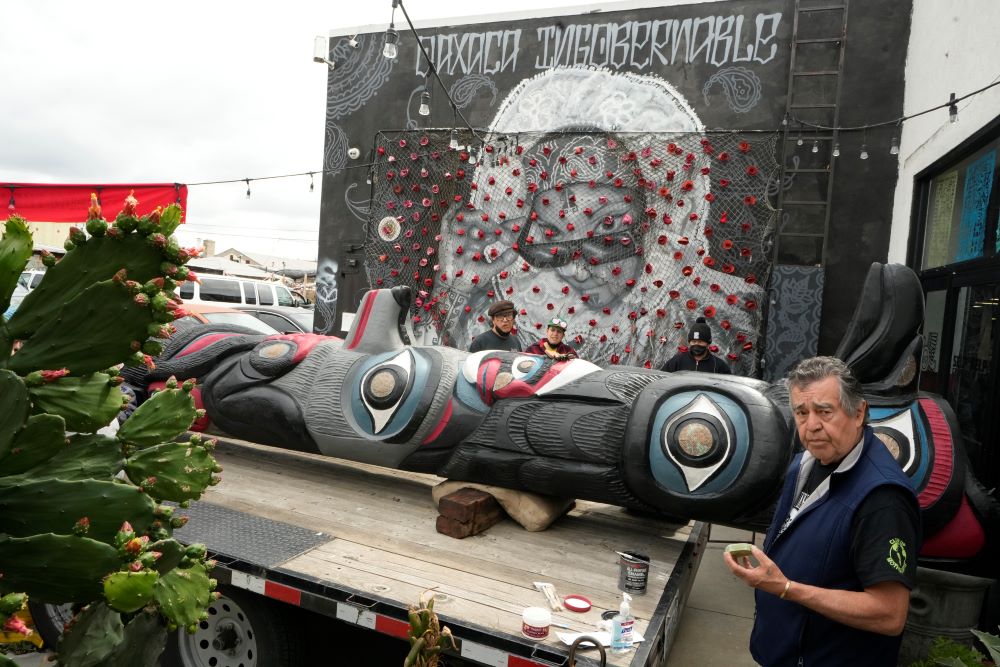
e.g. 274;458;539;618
226;572;548;667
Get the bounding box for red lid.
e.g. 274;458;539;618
563;595;592;612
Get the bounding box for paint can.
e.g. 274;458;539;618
521;606;551;640
618;551;650;595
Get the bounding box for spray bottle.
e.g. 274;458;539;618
610;592;634;654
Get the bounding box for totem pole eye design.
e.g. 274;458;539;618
359;350;415;433
648;390;750;495
869;406;923;479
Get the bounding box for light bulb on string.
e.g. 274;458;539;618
383;25;398;59
309;172;315;192
811;140;819;154
418;90;431;117
796;131;803;147
832;142;840;158
948;92;958;123
245;179;251;199
859;145;869;160
889;135;900;155
449;129;460;150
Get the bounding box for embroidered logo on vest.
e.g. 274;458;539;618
887;537;908;574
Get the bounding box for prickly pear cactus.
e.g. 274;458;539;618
0;196;222;665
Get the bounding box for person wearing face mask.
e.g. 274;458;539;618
469;300;522;353
660;316;732;374
525;317;578;361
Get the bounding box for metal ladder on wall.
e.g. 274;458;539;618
774;0;850;269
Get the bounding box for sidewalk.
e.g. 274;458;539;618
668;524;763;666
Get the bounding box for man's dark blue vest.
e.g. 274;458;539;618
750;427;918;666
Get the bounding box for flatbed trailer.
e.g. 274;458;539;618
172;437;709;667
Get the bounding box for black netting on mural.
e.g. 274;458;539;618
364;130;780;376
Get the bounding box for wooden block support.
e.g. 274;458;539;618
436;488;506;539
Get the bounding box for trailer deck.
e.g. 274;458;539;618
177;438;708;667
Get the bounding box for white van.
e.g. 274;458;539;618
178;276;298;308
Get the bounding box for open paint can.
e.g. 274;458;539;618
618;551;650;595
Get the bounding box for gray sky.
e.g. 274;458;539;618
0;0;592;261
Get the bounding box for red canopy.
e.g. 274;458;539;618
2;183;188;223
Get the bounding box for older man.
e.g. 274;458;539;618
724;356;920;667
469;300;522;353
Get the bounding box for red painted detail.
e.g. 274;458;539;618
920;496;986;559
177;333;241;358
492;361;567;400
148;381;167;394
478;358;504;406
189;387;211;431
916;398;953;508
263;580;302;606
375;614;410;640
422;399;453;445
265;333;327;363
346;292;378;350
508;656;549;667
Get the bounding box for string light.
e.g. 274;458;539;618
245;178;251;199
796;130;803;147
948;92;958;123
309;172;315;192
832;142;840;158
383;0;399;59
811;140;819;154
418;90;431;117
859;145;869;160
449;129;460;150
889;135;900;155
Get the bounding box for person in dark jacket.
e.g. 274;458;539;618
469;300;521;353
525;317;577;361
723;356;920;667
660;316;731;374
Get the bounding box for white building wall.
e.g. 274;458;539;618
889;0;1000;263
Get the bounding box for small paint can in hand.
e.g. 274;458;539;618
618;551;650;595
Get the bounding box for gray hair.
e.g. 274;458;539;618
785;356;867;422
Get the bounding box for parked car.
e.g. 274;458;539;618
18;269;45;291
172;303;280;336
178;275;304;309
236;305;314;334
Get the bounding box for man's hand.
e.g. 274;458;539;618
722;545;910;635
723;545;789;598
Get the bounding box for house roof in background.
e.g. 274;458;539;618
187;256;274;279
213;247;317;276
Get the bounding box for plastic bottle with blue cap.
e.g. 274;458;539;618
610;592;634;653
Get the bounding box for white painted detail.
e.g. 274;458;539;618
361;350;413;433
535;359;603;395
462;351;494;383
663;393;730;492
459;640;507;667
871;410;917;472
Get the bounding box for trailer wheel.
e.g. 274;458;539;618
162;585;304;667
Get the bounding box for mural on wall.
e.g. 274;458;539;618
364;119;779;375
319;1;802;376
763;265;824;381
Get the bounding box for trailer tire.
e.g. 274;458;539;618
161;585;305;667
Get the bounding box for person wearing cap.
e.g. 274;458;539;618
525;317;578;361
469;300;522;353
660;316;732;374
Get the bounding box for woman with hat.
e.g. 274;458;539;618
525;317;578;361
660;316;731;374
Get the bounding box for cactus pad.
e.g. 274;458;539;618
103;570;159;613
125;439;216;503
53;601;124;667
117;382;197;448
153;561;215;630
0;414;67;476
0;533;119;603
26;373;125;433
0;370;28;460
0;216;32;316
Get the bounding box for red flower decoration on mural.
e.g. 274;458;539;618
739;141;751;153
704;306;717;318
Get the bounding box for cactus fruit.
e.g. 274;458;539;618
0;195;217;664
